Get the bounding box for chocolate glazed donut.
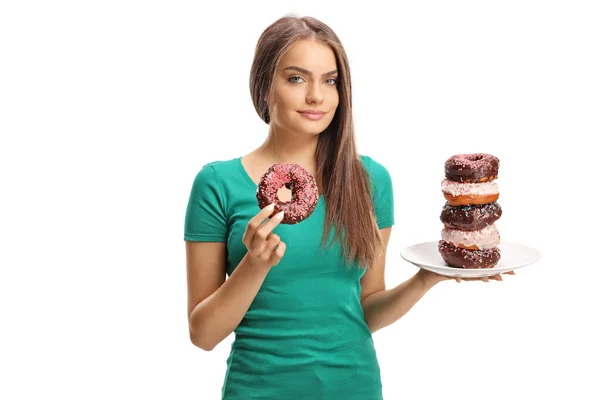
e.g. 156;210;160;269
438;240;501;269
440;202;502;231
256;163;319;224
445;153;499;183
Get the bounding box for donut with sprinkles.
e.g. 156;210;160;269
440;202;502;231
444;153;499;183
438;240;501;269
256;163;319;224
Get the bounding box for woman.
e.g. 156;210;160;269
184;14;504;399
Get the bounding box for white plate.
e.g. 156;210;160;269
400;241;541;278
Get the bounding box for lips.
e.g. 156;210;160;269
298;110;326;120
298;110;325;115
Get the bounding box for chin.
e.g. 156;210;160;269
302;126;328;136
299;119;333;134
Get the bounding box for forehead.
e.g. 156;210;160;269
278;39;337;71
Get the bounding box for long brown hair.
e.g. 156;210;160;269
249;15;383;269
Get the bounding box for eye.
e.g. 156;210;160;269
288;75;304;83
325;78;338;85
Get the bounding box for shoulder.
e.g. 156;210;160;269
359;154;392;184
193;157;240;181
188;159;241;214
198;157;239;173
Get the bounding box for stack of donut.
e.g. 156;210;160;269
438;153;503;269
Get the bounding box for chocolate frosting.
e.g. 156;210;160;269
438;240;501;269
444;153;499;183
440;202;502;231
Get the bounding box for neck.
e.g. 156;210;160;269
258;125;319;169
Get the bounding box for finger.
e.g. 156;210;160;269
252;211;284;249
259;234;281;261
482;276;489;282
256;211;284;239
272;241;286;261
503;270;516;275
244;203;276;241
455;277;461;283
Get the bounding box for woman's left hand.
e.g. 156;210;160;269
452;270;515;282
418;268;515;287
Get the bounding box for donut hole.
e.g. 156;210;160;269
470;155;484;161
277;183;293;203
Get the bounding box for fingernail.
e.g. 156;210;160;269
266;203;275;211
275;211;284;219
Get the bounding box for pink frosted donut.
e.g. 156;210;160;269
444;153;499;183
256;163;319;224
441;223;500;250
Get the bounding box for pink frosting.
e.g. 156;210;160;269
441;178;499;196
441;223;500;250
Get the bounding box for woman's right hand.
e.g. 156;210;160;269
242;203;287;270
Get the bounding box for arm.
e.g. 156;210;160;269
361;269;443;334
186;205;286;351
360;227;446;334
186;241;272;351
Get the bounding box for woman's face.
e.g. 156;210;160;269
268;39;339;137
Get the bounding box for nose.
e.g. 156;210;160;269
305;82;324;104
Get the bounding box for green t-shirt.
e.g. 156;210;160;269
184;155;394;399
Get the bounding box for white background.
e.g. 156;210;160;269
2;1;599;399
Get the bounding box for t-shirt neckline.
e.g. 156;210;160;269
237;156;259;189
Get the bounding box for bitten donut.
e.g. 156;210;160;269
444;153;499;183
440;202;502;231
256;163;319;224
438;240;501;269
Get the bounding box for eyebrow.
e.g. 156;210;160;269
283;66;338;77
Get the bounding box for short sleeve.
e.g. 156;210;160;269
184;164;228;242
365;157;395;229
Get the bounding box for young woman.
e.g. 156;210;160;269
184;14;505;399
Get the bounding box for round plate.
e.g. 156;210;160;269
400;241;541;278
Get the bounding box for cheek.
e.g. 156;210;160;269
330;90;340;106
271;89;296;114
326;91;339;118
